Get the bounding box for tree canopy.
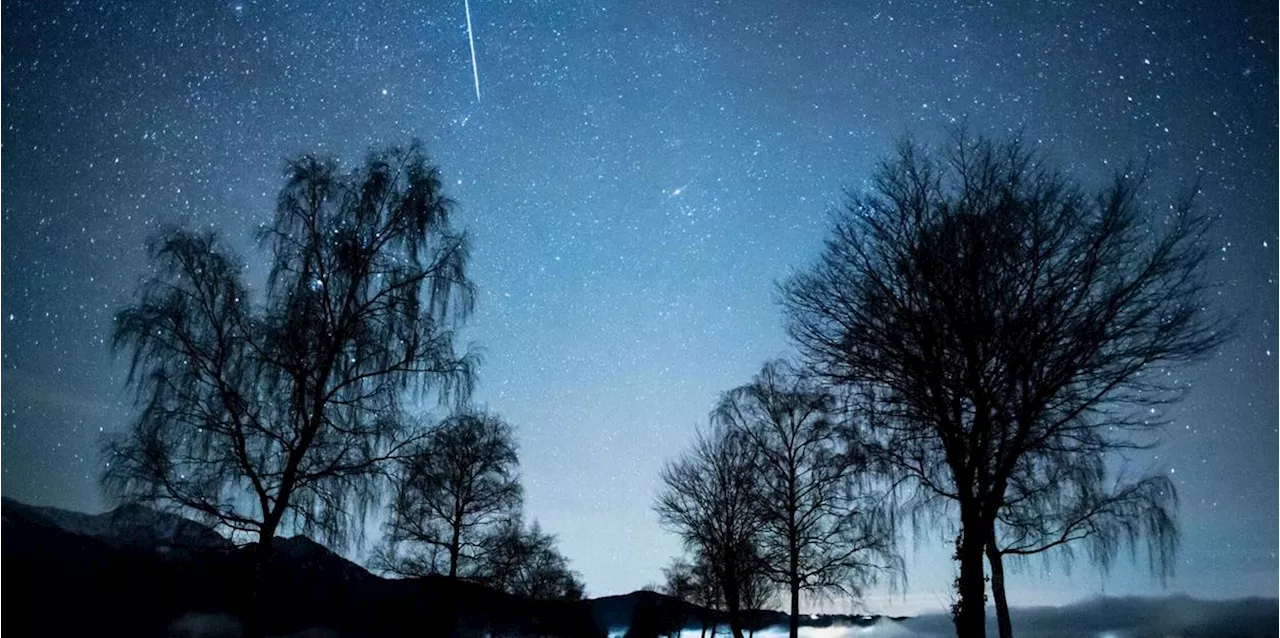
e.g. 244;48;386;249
104;141;476;555
379;411;522;579
782;131;1228;637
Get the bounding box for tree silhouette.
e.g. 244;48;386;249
477;514;585;601
104;142;476;630
661;555;700;604
655;423;766;638
782;131;1228;637
377;411;521;579
714;359;898;638
662;551;722;637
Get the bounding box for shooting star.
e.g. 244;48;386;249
464;0;481;102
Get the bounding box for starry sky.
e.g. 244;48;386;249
2;0;1276;616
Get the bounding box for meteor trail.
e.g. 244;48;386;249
464;0;480;102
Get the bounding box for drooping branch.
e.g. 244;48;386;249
104;141;477;556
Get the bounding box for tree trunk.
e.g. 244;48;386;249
952;517;987;638
725;595;746;638
788;577;800;638
246;525;278;638
449;522;462;579
986;541;1013;638
722;566;746;638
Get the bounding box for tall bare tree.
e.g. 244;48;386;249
655;423;766;638
379;411;522;579
104;142;476;629
782;131;1228;637
715;360;898;638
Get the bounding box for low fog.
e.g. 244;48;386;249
638;596;1278;638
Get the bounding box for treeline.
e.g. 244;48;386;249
101;129;1226;638
649;130;1227;638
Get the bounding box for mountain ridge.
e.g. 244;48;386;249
2;495;236;553
0;496;710;637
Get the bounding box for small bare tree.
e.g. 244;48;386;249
663;551;722;637
655;423;765;638
782;131;1228;637
478;514;585;601
661;555;700;603
715;360;898;638
380;411;522;579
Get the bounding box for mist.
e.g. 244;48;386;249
611;596;1278;638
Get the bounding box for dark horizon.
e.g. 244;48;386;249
5;489;1277;623
2;0;1276;617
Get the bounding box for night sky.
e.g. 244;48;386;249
2;0;1276;615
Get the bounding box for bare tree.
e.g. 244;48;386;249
663;551;722;637
478;514;585;601
661;556;700;603
714;359;898;638
104;142;476;630
379;411;522;580
655;423;766;638
782;131;1228;637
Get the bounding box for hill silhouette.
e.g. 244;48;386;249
1;497;768;637
3;497;606;636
